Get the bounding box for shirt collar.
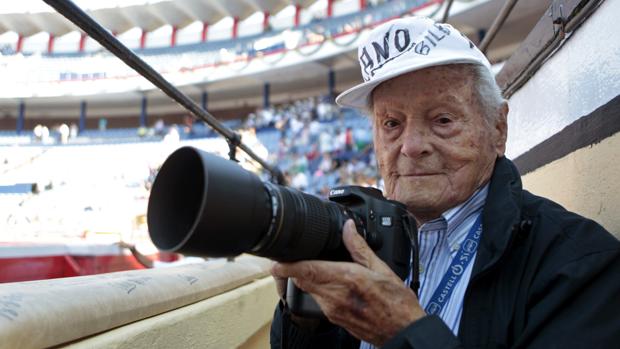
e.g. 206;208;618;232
418;184;490;246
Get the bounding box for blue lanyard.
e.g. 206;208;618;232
424;214;483;316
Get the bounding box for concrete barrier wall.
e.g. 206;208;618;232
504;0;620;160
62;277;278;349
0;256;279;349
503;0;619;238
521;132;620;238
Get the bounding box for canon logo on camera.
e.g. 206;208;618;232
329;188;346;196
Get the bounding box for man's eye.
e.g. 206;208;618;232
436;114;454;125
383;119;399;128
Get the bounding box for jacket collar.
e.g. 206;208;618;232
473;156;524;276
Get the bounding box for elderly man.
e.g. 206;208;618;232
270;17;620;348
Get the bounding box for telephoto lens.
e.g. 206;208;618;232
148;146;416;318
147;146;350;261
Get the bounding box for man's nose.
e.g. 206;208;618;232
400;124;432;158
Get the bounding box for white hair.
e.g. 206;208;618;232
464;64;505;123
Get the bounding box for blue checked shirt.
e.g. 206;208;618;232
361;184;488;349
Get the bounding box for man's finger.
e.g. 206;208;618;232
343;219;387;272
272;260;343;284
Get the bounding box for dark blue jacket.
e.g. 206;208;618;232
270;157;620;348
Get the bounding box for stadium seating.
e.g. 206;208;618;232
0;0;428;86
0;97;378;241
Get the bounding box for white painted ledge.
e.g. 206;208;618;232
62;277;278;349
0;255;276;349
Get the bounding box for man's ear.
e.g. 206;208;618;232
494;101;509;157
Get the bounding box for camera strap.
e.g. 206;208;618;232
424;213;483;316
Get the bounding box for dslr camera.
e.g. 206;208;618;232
147;146;418;317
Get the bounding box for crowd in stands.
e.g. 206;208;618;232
2;94;379;195
245;96;380;197
0;94;379;244
3;95;380;197
32;123;78;144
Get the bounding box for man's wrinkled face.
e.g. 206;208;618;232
372;65;507;223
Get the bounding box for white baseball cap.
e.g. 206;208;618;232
336;16;491;109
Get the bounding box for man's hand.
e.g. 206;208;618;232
116;241;135;250
271;220;426;346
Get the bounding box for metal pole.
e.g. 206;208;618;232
328;69;335;101
43;0;277;176
263;83;270;109
479;0;520;53
140;95;148;127
201;90;208;111
16;101;25;134
79;100;87;132
441;0;455;23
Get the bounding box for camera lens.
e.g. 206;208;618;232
147;146;346;261
253;183;345;261
147;147;272;257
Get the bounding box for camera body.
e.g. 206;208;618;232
286;185;418;317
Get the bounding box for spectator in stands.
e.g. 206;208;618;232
289;115;304;137
183;115;194;135
308;118;321;143
58;124;70;144
344;127;354;152
291;171;309;191
163;125;180;143
137;126;148;137
154;118;165;136
33;124;44;142
270;17;620;348
69;123;79;138
98;118;107;131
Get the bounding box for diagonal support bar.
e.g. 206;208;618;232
43;0;279;178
